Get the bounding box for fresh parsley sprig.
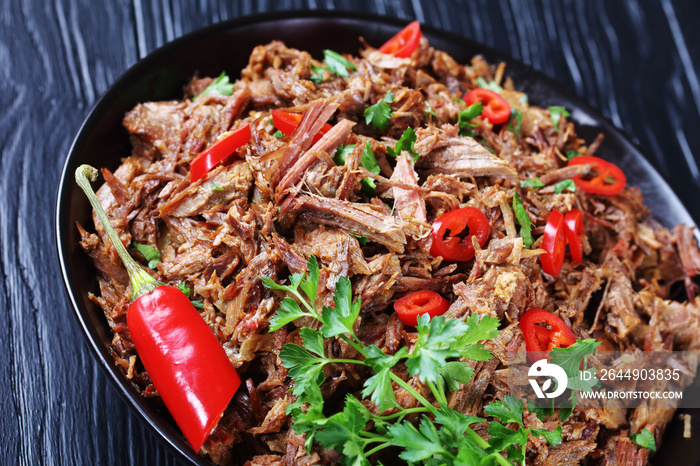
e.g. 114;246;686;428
386;127;419;161
262;256;568;465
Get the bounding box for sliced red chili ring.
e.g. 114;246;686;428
567;155;626;195
190;123;251;183
430;206;491;262
540;209;566;277
394;290;450;327
520;308;577;362
564;209;584;263
464;88;511;124
271;109;333;145
378;20;422;58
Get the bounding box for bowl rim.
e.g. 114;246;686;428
54;8;700;466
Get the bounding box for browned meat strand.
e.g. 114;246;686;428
78;34;700;466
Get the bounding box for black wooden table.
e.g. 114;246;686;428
2;1;699;464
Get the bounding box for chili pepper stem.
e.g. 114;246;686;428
75;164;162;301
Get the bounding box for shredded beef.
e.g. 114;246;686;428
78;34;700;466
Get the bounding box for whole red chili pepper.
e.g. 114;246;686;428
394;290;450;326
76;165;241;452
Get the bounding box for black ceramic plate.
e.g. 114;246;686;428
55;10;699;466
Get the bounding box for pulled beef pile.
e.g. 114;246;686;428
79;34;700;465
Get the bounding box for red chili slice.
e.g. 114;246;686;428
464;88;511;124
564;209;584;263
430;206;491;262
520;308;577;362
271;109;333;145
567;155;626;195
394;290;450;327
540;209;566;277
378;20;421;58
190;123;251;183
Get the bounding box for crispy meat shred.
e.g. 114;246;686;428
79;35;700;466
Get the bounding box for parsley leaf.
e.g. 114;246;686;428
476;76;503;92
273;129;285;138
359;141;381;194
386;127;419;161
507;108;523;136
532;427;563;446
631;429;657;452
548;339;600;378
320;276;361;338
520;178;544;189
364;92;394;130
565;149;580;160
210;182;224;191
457;102;483;137
309;63;327;84
132;242;161;269
406;314;467;384
512;191;534;248
190;299;203;309
324;49;356;77
549;105;570;132
177;281;191;298
487;421;528;452
333;144;355;165
553;179;576;194
439;361;475;392
528;400;554;422
349;232;368;245
387;418;451;462
195;71;234;100
484;394;524;428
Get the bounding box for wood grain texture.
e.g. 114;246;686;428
0;0;698;465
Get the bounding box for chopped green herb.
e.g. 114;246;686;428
387;127;419;161
520;178;544;189
553;179;576;194
424;101;436;117
210;182;224;191
549;106;570;132
309;63;327;84
631;429;657;452
512;191;534;248
364;92;394;130
273;129;285;138
177;282;191;298
333;144;355;166
194;72;234;100
359;142;380;195
519;94;529;104
132;242;161;269
565;149;580;160
457;102;483;137
476;76;503;92
348;232;368;245
507;108;523;136
453;97;466;104
323;49;356;77
480;140;495;153
191;299;204;309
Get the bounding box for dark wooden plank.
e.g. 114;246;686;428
0;0;698;465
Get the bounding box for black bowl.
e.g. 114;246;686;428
55;10;700;465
